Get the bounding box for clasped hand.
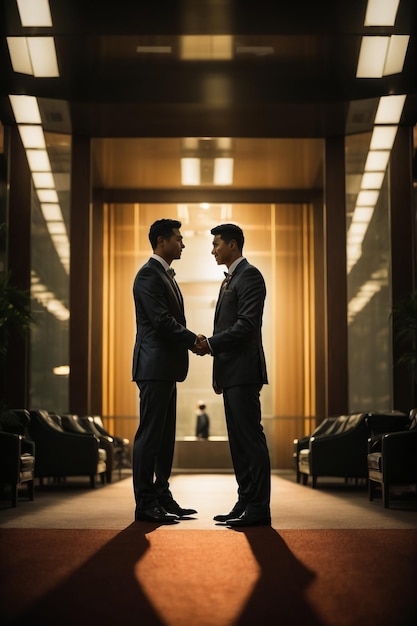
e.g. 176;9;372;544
192;334;211;356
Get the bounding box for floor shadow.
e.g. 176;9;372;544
3;523;165;626
233;527;325;626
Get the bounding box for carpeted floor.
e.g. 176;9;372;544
1;526;417;626
1;472;417;625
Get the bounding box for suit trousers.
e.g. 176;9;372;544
133;380;177;509
223;384;271;516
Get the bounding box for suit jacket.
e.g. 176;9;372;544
208;258;268;389
132;257;196;382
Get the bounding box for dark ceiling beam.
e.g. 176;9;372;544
93;187;323;204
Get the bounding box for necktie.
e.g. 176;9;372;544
166;267;182;302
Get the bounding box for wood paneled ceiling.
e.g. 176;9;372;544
1;0;416;194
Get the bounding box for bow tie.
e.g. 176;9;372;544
224;272;229;278
166;268;176;278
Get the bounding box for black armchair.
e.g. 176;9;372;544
293;417;338;483
91;416;131;472
61;414;115;484
28;409;107;488
0;409;35;507
368;409;417;508
298;411;408;488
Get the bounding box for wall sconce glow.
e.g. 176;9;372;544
17;0;52;27
181;158;200;185
53;365;70;376
214;158;234;185
370;126;397;151
9;95;41;123
375;95;406;124
18;125;46;149
364;0;400;26
200;203;210;209
365;150;390;171
180;35;233;60
26;149;51;172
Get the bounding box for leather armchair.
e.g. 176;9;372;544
298;411;408;488
0;409;35;507
91;415;131;473
28;409;107;488
368;409;417;508
61;414;115;484
293;417;338;483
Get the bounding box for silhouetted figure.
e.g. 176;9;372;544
195;402;210;439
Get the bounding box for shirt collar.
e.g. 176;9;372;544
227;257;244;275
151;253;170;272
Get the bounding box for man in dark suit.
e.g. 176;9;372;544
132;218;199;524
195;223;271;527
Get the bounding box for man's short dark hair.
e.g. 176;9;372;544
211;223;244;251
149;218;182;249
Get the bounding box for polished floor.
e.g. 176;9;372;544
1;470;417;530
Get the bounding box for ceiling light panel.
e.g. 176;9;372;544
27;37;59;77
364;0;400;26
7;37;33;74
356;37;390;78
383;35;409;75
18;125;46;149
26;149;51;171
364;150;390;171
375;95;406;124
370;126;397;150
17;0;52;27
180;36;233;60
9;95;42;123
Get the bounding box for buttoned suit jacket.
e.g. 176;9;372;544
208;258;268;389
132;257;196;382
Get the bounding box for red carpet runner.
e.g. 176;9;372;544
1;527;416;625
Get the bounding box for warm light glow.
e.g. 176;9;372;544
370;126;397;150
180;35;233;60
364;150;390;171
26;149;51;172
383;35;410;75
356;190;379;206
375;94;406;124
357;37;389;78
7;36;60;77
9;94;41;123
181;158;200;185
37;189;59;203
32;172;55;188
18;125;46;149
17;0;52;27
41;203;63;221
213;158;234;185
356;35;409;78
53;365;70;376
364;0;400;26
361;172;385;189
7;37;33;74
27;37;59;77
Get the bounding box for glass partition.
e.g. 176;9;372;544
345;132;393;410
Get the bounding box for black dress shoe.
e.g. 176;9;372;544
135;505;179;524
161;500;197;518
226;511;271;527
213;507;245;523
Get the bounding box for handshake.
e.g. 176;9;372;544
192;334;211;356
